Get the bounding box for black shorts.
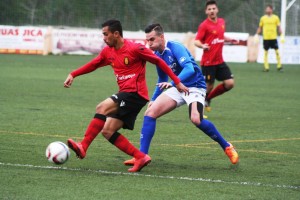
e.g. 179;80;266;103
201;62;233;83
109;92;148;130
263;39;279;51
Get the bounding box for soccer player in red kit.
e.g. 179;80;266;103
64;19;189;172
194;0;238;112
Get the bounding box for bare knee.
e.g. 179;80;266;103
190;112;201;126
101;128;114;140
144;107;158;118
224;79;234;90
96;102;106;114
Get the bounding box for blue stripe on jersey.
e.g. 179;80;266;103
151;41;206;101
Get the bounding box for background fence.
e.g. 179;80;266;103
1;0;299;35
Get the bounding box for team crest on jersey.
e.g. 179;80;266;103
124;57;129;65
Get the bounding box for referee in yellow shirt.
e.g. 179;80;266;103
255;5;284;72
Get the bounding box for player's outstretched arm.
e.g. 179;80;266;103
63;53;107;88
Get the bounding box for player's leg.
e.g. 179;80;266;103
206;63;234;102
263;40;270;71
201;66;216;112
67;97;118;159
139;93;178;154
124;89;179;166
101;117;151;172
188;100;239;164
273;40;282;71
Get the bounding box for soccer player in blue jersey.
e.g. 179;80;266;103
124;24;239;166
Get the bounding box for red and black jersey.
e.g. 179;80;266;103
70;40;180;101
195;18;226;66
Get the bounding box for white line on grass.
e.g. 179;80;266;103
0;162;299;190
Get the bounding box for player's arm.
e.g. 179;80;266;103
64;51;108;88
170;45;195;85
256;27;262;35
277;16;285;43
136;45;189;94
194;24;209;50
256;17;263;35
151;66;169;101
254;17;263;43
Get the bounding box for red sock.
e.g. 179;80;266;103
109;132;145;159
207;83;227;100
81;114;106;151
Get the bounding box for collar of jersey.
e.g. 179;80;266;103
157;40;170;55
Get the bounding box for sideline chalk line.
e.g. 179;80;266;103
0;162;299;190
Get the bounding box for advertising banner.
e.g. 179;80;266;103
0;25;46;54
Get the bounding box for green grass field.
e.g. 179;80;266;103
0;54;299;200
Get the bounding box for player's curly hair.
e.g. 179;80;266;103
101;19;123;37
144;23;164;36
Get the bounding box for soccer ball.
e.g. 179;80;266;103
46;141;70;164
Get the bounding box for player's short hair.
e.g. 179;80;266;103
206;0;217;8
144;23;164;36
266;4;273;10
101;19;123;37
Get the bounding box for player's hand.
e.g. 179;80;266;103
280;34;285;43
175;82;189;96
64;74;74;88
202;43;210;51
254;34;259;44
157;82;172;90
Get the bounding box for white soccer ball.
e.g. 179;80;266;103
46;141;70;164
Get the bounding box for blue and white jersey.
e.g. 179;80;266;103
151;40;206;101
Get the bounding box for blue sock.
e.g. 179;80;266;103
197;119;229;150
140;116;156;154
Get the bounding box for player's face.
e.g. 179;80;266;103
145;30;164;51
102;26;117;47
265;7;273;15
205;4;218;20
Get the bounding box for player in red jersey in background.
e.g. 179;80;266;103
64;19;189;172
194;0;239;112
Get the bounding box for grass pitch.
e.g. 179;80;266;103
0;54;299;199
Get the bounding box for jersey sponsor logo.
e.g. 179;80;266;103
211;38;224;45
179;57;186;63
124;57;129;65
116;73;136;81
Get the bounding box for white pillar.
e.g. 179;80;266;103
281;0;287;36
